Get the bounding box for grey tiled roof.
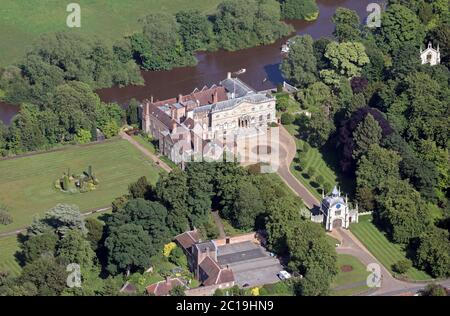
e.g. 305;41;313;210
220;78;255;98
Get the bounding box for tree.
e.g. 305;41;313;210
101;120;119;139
305;110;335;148
281;112;295;125
128;176;152;199
286;220;338;295
214;0;292;51
74;129;92;144
107;198;171;256
85;217;104;251
356;144;401;191
21;233;58;264
233;181;265;230
176;10;214;52
392;259;412;274
170;285;186;296
281;0;319;21
376;178;432;243
281;35;317;87
297;82;332;109
56;230;95;269
419;284;447;296
324;41;370;78
126;99;140;126
28;204;87;237
105;224;153;275
332;7;361;42
352;114;382;159
20;256;67;296
379;4;425;53
169;246;188;268
132;13;195;71
415;227;450;278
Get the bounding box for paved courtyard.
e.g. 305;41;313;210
217;241;284;287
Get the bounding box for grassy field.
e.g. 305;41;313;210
290;138;337;199
350;215;432;281
331;254;370;296
0;139;162;233
0;235;21;277
0;0;222;66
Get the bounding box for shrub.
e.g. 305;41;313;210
102;120;120;139
281;113;295;125
74;129;92;144
306;166;316;177
316;175;325;186
303;142;311;153
163;242;177;258
392;259;412;275
169;246;188;269
0;209;13;225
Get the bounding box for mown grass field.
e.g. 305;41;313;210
290;138;337;199
0;139;162;234
331;254;370;296
350;215;432;281
0;235;21;277
0;0;222;66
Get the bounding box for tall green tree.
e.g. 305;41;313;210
176;10;215;51
281;0;319;20
415;227;450;278
378;4;425;53
281;35;317;87
356;144;401;191
324;41;370;78
105;224;153;275
352;113;382;159
332;7;361;42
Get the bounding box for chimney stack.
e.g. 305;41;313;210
150;95;154;103
212;91;218;104
227;72;232;79
178;94;183;103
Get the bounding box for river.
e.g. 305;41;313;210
0;0;375;124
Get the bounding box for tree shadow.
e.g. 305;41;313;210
263;63;284;87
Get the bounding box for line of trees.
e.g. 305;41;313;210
129;0;294;71
280;1;450;279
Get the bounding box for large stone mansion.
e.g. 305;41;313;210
141;73;277;163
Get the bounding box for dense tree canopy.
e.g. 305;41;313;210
281;35;318;87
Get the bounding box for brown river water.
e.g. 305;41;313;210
0;0;375;124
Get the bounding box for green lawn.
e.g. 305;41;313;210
331;254;370;296
0;0;222;66
290;138;337;199
350;215;432;281
0;139;162;233
0;235;22;277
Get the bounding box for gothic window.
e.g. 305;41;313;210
427;53;432;63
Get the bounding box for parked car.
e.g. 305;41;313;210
242;283;250;288
277;270;292;280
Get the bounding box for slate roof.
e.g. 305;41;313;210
199;256;234;286
174;229;200;251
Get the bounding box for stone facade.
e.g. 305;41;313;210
141;74;276;164
316;186;359;232
420;42;441;66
